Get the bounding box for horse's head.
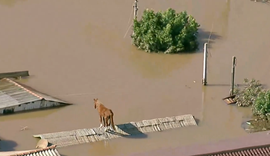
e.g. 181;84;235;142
93;98;98;109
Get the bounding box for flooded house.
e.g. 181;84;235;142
0;145;61;156
0;78;71;115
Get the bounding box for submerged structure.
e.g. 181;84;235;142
0;145;61;156
34;114;197;148
0;78;71;115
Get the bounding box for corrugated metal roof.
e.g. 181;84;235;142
198;145;270;156
9;145;61;156
0;78;70;109
33;114;198;148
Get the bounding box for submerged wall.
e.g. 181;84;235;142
0;100;65;115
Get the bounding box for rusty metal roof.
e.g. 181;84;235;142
130;145;270;156
0;78;70;109
197;145;270;156
7;145;61;156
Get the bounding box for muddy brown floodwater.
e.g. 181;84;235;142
0;0;269;155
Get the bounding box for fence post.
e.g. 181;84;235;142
133;0;138;35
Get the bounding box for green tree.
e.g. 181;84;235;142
132;8;200;54
253;90;270;118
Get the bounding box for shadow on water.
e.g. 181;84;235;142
194;118;201;126
0;139;18;151
197;29;221;50
108;123;147;139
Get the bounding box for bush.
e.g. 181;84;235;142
132;8;200;54
253;90;270;118
234;78;263;107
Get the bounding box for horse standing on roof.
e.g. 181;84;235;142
93;98;116;131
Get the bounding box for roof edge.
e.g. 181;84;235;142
10;145;58;156
2;78;43;100
195;144;270;156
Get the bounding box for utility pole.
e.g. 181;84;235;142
230;56;236;96
133;0;138;35
202;43;208;86
133;0;138;20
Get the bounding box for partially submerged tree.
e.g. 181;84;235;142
253;90;270;119
234;78;263;107
132;8;200;54
235;78;270;132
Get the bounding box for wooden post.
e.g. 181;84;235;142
230;56;236;96
133;0;138;35
202;43;208;86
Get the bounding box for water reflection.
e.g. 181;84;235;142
219;0;231;38
127;50;195;79
200;86;207;123
88;141;119;156
0;108;60;122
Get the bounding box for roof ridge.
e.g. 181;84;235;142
2;78;43;100
10;145;58;156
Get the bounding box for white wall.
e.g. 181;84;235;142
14;100;41;112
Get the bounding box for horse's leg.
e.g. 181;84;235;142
104;116;109;132
103;116;106;129
106;116;110;127
107;116;112;130
99;115;103;128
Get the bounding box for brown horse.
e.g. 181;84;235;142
94;98;116;131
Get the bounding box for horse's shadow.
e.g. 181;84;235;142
107;123;148;139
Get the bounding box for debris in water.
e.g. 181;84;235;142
20;126;28;131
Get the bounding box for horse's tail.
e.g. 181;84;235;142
110;110;116;130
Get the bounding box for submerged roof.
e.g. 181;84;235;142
33;114;197;148
0;145;61;156
0;78;70;109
